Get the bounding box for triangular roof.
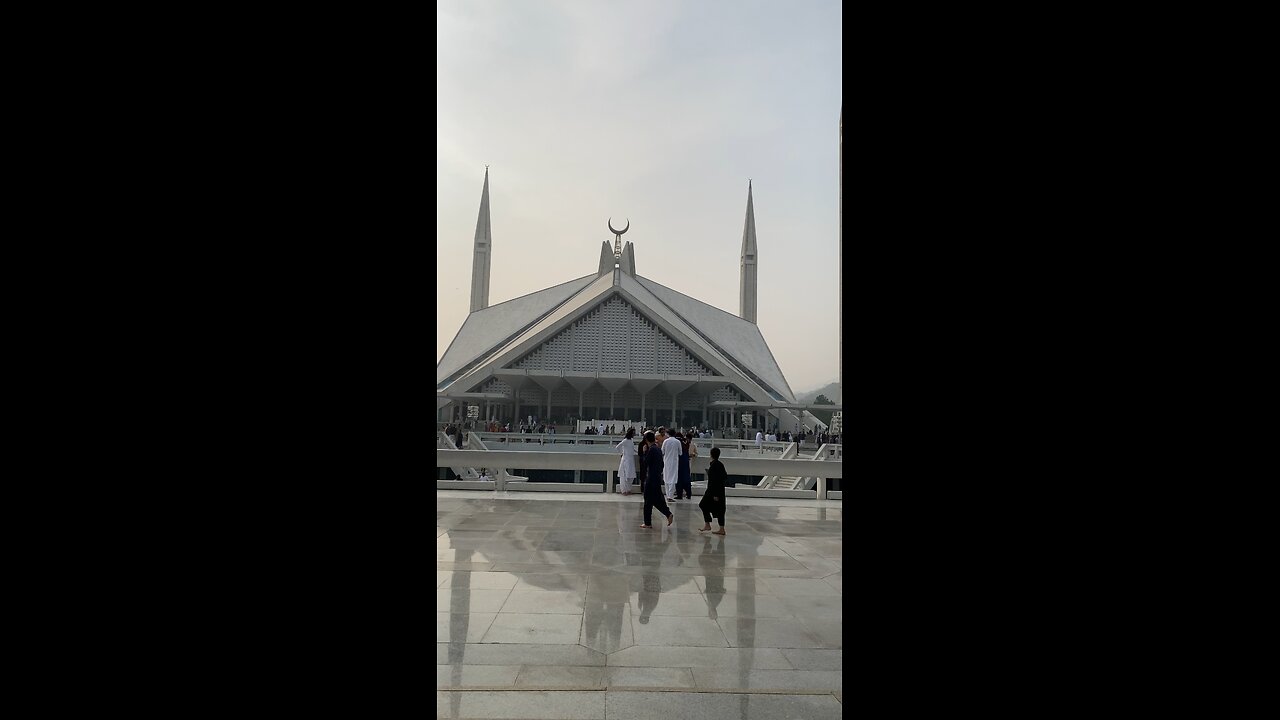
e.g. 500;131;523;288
635;275;794;402
441;269;791;407
437;274;596;387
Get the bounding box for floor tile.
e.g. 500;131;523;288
603;666;695;688
530;550;592;565
580;602;633;653
717;617;826;648
515;665;605;688
436;664;521;687
691;668;843;691
797;616;842;647
780;648;842;670
694;577;775;595
480;612;583;644
632;616;729;647
774;593;843;616
437;612;496;643
759;577;841;596
437;588;513;613
439;571;520;590
513;574;590;592
604;690;842;720
584;575;633;602
701;594;793;618
500;590;585;614
632;592;715;617
436;690;605;719
436;643;604;667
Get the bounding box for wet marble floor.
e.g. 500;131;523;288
437;490;843;719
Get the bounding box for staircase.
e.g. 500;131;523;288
438;432;481;479
759;443;799;488
758;443;840;490
437;431;527;483
467;432;527;484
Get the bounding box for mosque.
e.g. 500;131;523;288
436;171;834;436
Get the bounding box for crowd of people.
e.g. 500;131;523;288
443;417;848;532
447;419;841;448
616;425;727;535
756;428;842;446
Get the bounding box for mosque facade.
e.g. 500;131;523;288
437;169;829;435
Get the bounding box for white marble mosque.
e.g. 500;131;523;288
437;171;831;435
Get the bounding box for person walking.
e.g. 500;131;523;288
676;432;694;500
698;446;728;535
755;428;764;452
659;427;681;502
615;428;637;496
640;431;673;528
637;431;650;494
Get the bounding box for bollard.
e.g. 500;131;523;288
816;476;826;500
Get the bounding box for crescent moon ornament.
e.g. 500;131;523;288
608;218;629;236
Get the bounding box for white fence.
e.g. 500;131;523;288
435;448;842;500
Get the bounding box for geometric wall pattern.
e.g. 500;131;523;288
509;295;715;376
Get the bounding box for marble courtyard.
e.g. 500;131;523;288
437;490;843;719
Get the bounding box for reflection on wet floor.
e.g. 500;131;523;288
437;492;842;719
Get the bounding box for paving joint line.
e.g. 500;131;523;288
436;685;837;694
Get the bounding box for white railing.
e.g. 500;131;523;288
471;432;800;454
436;448;842;500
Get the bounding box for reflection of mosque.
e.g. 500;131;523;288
441;513;765;712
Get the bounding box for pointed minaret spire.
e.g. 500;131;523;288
739;180;758;324
470;167;492;313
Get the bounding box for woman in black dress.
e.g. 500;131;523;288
698;446;727;535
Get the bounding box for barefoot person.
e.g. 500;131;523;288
699;447;728;535
640;431;673;528
615;428;637;495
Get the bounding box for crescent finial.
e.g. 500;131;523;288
608;218;630;236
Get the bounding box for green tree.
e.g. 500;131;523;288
810;394;836;425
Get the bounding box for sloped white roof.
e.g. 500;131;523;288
438;269;797;406
445;271;756;398
437;275;596;386
635;276;795;402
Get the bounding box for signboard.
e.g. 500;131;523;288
740;413;753;426
829;411;842;433
467;405;479;419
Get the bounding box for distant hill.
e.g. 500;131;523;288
795;382;841;405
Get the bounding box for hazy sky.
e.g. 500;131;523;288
437;0;841;394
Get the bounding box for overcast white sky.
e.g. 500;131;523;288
437;0;841;394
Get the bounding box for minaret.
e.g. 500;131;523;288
469;167;492;313
739;181;758;324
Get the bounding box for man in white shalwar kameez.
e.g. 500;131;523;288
659;427;681;501
615;428;637;495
